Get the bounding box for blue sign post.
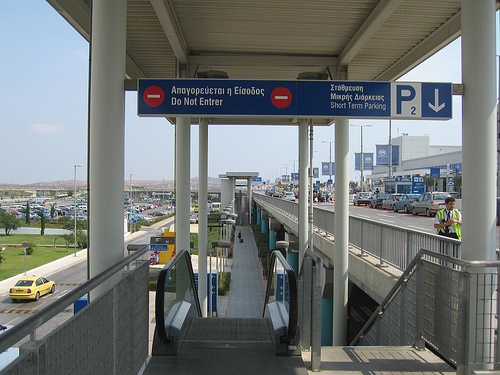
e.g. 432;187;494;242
138;79;452;120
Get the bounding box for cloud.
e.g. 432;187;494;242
30;123;64;135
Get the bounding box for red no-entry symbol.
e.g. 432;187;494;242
271;87;292;109
143;86;165;107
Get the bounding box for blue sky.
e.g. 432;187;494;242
0;1;465;185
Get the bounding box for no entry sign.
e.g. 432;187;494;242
138;79;452;120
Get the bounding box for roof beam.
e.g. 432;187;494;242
150;0;189;63
338;0;403;65
46;0;91;41
188;54;338;68
376;11;461;82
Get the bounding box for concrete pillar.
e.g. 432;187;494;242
198;118;208;316
261;214;268;234
461;0;496;262
175;117;191;252
298;120;309;267
89;0;127;299
247;177;253;224
220;178;232;208
333;118;349;345
461;1;497;371
256;210;261;225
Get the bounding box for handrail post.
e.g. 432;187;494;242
311;255;323;372
457;270;470;375
302;256;313;349
414;258;425;350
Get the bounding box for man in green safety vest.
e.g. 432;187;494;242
434;196;462;240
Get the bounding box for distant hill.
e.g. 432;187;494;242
0;177;221;189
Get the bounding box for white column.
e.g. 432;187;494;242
198;118;208;316
333;118;349;345
461;1;496;372
298;120;309;267
89;0;126;299
461;0;496;262
175;117;191;252
221;178;231;208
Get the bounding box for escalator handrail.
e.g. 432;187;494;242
155;249;202;342
263;250;298;342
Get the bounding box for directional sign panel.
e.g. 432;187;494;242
138;79;296;117
138;79;452;120
391;82;452;119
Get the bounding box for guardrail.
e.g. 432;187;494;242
351;249;500;375
0;246;150;375
253;193;461;271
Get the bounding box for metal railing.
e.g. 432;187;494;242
351;249;500;375
253;193;461;271
0;246;150;375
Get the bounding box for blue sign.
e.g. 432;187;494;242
412;176;425;194
291;172;299;181
150;244;169;252
308;168;319;178
355;153;374;170
138;79;452;120
296;81;390;117
430;167;440;178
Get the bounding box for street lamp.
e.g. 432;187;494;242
73;164;82;257
351;124;372;192
129;173;135;203
322;140;334;188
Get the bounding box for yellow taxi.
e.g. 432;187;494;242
9;276;55;301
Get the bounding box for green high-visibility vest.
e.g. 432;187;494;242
436;208;461;240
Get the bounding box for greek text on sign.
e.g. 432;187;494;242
138;79;452;120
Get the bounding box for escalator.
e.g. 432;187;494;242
144;249;306;374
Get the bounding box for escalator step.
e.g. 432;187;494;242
184;317;273;343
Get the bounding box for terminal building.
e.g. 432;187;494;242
368;134;462;194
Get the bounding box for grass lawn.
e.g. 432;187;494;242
0;233;76;281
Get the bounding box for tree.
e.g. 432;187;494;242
62;234;73;252
424;174;435;192
40;214;46;235
25;202;30;225
0;210;20;235
50;203;56;220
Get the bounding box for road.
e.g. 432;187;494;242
0;214;175;348
316;202;436;235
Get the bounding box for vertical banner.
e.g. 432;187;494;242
376;145;400;166
321;162;335;175
355;153;374;170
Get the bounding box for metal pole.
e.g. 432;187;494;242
74;164;82;256
309;122;314;252
388;120;392;178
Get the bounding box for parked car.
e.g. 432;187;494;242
369;193;389;208
9;276;55;301
353;192;371;206
411;192;451;216
392;194;421;213
381;194;404;210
